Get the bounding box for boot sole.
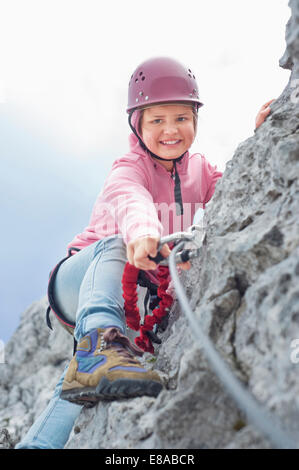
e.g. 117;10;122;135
60;377;163;408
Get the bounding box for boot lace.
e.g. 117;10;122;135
103;327;144;363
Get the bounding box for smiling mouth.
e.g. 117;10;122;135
160;140;182;146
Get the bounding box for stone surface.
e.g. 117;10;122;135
0;0;298;450
0;298;74;447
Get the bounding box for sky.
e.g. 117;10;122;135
0;0;292;345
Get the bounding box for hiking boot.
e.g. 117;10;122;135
60;327;163;407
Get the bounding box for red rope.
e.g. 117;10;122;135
121;263;141;331
122;263;173;354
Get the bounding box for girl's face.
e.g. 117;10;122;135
140;104;196;162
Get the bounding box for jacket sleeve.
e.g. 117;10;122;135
100;158;163;245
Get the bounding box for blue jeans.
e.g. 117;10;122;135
16;235;128;449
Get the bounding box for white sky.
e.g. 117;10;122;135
0;0;291;171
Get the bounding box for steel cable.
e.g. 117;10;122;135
168;240;297;449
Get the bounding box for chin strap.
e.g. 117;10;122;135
128;112;184;215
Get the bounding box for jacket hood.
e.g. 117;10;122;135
129;131;144;154
128;108;145;153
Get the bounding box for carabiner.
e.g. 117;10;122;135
148;225;204;266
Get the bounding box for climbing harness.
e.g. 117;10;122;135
46;247;79;336
45;247;170;348
45;226;203;353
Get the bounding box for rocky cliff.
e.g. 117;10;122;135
1;0;298;450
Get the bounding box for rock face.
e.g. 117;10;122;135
0;0;298;449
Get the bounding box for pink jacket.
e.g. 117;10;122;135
67;133;222;252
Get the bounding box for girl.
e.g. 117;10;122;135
16;57;272;449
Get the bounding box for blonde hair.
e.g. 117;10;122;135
138;102;198;136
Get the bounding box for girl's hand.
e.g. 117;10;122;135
255;99;275;129
127;236;191;271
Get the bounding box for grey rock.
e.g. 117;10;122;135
0;297;74;445
0;428;16;449
279;0;299;78
0;2;298;449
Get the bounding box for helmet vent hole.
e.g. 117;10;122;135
141;76;145;81
135;78;139;83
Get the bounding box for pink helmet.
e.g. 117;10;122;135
127;56;203;113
